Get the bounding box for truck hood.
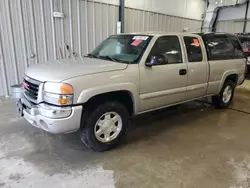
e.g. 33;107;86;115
25;58;128;82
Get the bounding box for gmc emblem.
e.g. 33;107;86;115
22;82;29;90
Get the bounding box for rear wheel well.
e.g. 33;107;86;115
225;74;238;85
83;91;134;116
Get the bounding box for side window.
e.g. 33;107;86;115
229;36;244;59
147;36;182;64
205;35;244;60
184;37;203;62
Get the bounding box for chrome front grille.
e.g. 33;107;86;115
23;77;41;103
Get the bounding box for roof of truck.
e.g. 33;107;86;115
115;32;235;37
115;32;201;37
116;31;181;36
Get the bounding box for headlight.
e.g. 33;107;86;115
38;103;72;119
43;82;73;106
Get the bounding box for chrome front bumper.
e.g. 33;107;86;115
19;96;82;134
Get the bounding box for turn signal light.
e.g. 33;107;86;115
58;97;68;105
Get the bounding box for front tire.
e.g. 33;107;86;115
212;80;235;109
80;101;129;152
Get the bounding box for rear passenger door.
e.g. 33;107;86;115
183;35;209;100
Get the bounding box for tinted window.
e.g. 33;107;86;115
204;35;244;60
184;37;203;62
229;36;245;58
147;36;182;64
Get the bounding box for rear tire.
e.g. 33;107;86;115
212;80;235;109
80;101;129;152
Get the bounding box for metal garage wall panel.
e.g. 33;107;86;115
164;16;171;32
108;5;116;36
43;0;54;61
87;2;95;52
133;10;139;32
9;0;27;83
234;22;244;33
0;0;19;95
173;17;182;32
71;0;80;57
216;20;244;33
149;12;154;31
0;13;8;96
62;0;72;58
95;3;104;46
245;22;250;32
144;11;150;31
187;20;200;32
99;4;108;41
137;10;144;32
152;13;157;31
53;0;65;59
216;21;226;32
79;0;89;56
33;0;46;63
22;0;38;66
125;8;132;32
28;0;38;64
124;8;201;33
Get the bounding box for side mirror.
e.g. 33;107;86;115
145;55;167;67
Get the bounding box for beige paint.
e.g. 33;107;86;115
25;32;246;116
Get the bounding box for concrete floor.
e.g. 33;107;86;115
1;83;250;188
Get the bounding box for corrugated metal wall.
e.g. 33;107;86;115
0;0;202;96
125;8;202;33
216;20;245;33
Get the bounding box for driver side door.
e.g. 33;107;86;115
139;35;188;112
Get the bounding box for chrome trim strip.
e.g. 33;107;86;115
24;76;42;86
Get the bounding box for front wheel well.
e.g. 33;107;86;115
83;91;135;116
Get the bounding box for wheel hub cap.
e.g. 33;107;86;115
94;112;122;143
222;85;232;103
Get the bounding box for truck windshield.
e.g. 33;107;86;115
86;35;153;64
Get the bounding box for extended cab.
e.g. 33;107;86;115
17;32;246;151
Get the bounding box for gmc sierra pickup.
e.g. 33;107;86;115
16;32;246;151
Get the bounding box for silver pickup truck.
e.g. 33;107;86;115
17;32;246;151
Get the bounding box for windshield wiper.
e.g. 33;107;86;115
84;53;98;58
86;54;128;64
85;54;118;62
99;55;119;62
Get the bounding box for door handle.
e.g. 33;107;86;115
179;69;187;75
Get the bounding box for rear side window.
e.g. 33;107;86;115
204;35;244;60
229;36;245;58
184;37;203;62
